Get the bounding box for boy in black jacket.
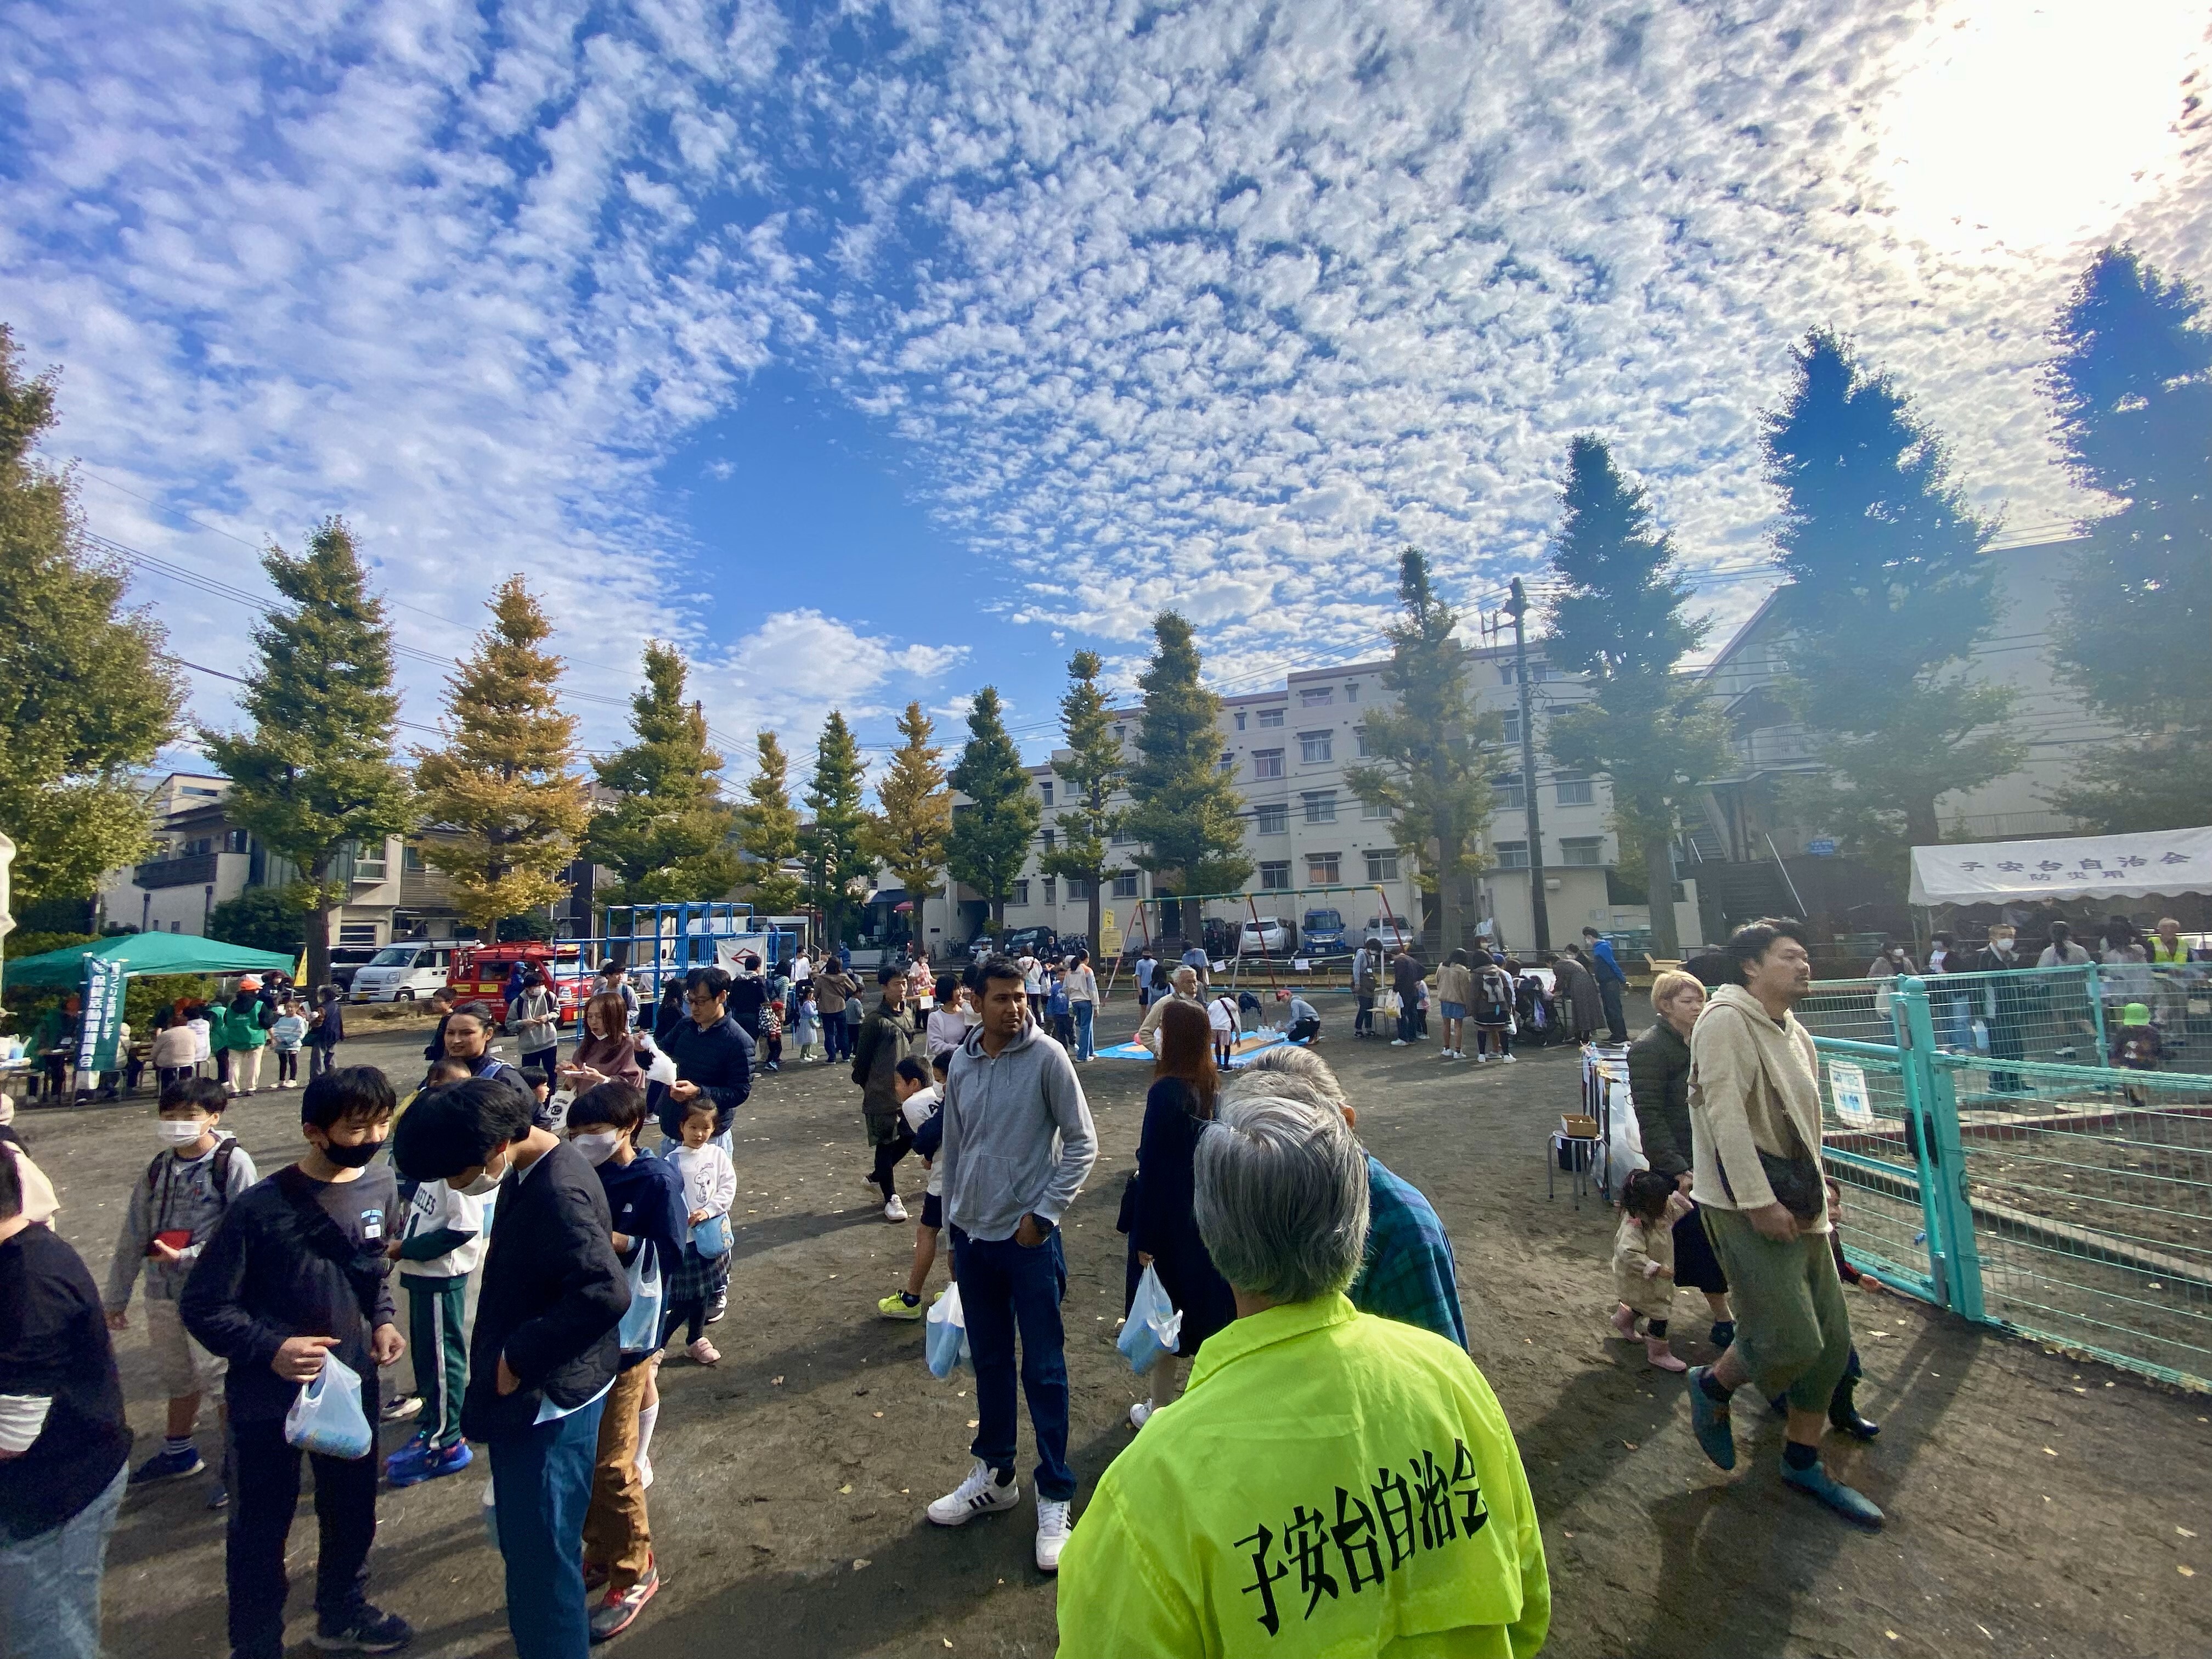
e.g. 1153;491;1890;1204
179;1066;411;1658
394;1076;628;1659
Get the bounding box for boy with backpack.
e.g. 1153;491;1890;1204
103;1077;257;1506
179;1067;412;1658
1472;956;1519;1064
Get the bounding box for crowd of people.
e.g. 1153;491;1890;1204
3;905;2024;1658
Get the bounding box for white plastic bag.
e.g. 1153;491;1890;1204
1116;1264;1183;1375
284;1354;373;1459
925;1283;972;1379
644;1047;678;1087
617;1244;663;1355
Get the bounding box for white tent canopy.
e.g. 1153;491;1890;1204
1910;826;2212;907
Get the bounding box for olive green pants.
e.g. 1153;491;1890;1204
1701;1207;1854;1411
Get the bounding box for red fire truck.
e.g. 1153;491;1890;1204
447;941;591;1028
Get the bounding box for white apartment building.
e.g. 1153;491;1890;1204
903;643;1694;959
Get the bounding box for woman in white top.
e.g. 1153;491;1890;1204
924;975;973;1060
1063;948;1101;1062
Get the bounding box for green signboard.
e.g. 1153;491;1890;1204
76;955;127;1078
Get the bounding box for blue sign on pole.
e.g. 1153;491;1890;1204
1807;838;1838;857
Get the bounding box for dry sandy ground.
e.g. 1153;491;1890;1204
20;1000;2208;1658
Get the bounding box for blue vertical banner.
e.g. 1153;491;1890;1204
76;955;127;1078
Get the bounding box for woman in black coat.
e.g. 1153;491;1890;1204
1127;999;1238;1431
1626;967;1735;1346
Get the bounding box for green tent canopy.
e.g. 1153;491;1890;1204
3;932;297;991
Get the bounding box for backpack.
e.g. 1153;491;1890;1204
145;1136;240;1227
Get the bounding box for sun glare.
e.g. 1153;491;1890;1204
1880;0;2207;255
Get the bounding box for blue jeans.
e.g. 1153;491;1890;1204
0;1464;125;1659
950;1226;1074;1500
1397;1006;1419;1042
489;1396;608;1659
1073;1001;1095;1060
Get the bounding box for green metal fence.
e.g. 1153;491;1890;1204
1812;975;2212;1392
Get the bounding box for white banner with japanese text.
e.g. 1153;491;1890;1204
1909;827;2212;906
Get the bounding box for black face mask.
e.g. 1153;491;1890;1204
320;1136;383;1169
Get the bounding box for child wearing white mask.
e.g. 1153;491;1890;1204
101;1076;256;1503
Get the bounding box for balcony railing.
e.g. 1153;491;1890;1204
134;853;219;890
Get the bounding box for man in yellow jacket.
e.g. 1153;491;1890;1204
1056;1090;1548;1658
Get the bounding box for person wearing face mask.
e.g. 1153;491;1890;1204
564;1081;686;1642
393;1076;628;1659
384;1068;489;1491
1973;923;2029;1094
103;1077;257;1508
179;1066;413;1658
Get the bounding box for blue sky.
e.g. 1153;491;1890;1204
4;0;2208;781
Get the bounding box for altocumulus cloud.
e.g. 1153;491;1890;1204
4;0;2208;747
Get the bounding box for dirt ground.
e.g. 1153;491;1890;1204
19;998;2210;1658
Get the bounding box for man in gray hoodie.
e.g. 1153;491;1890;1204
925;955;1098;1573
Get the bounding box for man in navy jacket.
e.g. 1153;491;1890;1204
395;1077;627;1659
650;966;753;1148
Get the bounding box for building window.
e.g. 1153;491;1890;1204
1495;773;1525;811
1066;876;1091;900
1010;880;1030;907
1111;870;1139;899
1040;829;1054;854
1353;726;1371;758
1041;876;1057;905
1299;686;1333;707
1362;797;1389;819
1303;791;1337;825
1556;772;1594;806
1039;781;1053;806
1253;749;1285;780
403;844;426;873
1365;849;1400;882
337;922;380;947
183;836;213;857
1494;840;1530;870
1560;836;1604;867
1258;707;1285;728
1259;860;1291;891
1111;824;1135;844
1307;852;1341;884
1112;724;1125;740
1300;731;1333;765
1234;710;1247;730
223;828;250;854
1218;750;1235;775
1255;804;1288;836
1500;707;1521;746
1345;682;1359;702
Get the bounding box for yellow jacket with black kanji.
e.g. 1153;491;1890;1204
1056;1295;1549;1658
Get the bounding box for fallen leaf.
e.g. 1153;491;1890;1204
838;1483;852;1494
1622;1441;1639;1451
2181;1565;2197;1578
2043;1447;2057;1456
943;1642;954;1650
2179;1527;2198;1539
1885;1632;1898;1641
771;1376;785;1386
967;1419;980;1428
872;1411;884;1419
854;1558;871;1571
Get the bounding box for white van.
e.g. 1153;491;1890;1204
350;943;456;1003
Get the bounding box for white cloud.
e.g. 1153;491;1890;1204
702;608;968;757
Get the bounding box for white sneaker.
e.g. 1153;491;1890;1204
1127;1400;1153;1430
1390;1039;1408;1047
1035;1498;1074;1572
926;1458;1020;1527
884;1195;909;1223
1500;1052;1517;1064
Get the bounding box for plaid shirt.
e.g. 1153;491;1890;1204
1347;1154;1469;1350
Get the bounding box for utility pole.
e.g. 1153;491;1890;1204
1505;578;1550;951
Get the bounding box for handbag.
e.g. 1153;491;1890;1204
691;1212;732;1258
1716;1078;1824;1222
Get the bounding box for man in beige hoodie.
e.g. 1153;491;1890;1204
1683;918;1882;1528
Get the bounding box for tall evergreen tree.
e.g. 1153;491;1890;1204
1543;438;1733;960
200;518;410;988
734;731;803;916
801;712;871;947
413;575;590;932
1344;552;1494;953
2044;247;2212;830
0;326;185;906
1039;651;1125;951
1764;330;2020;867
947;687;1040;932
1125;613;1250;936
585;641;740;905
866;701;952;952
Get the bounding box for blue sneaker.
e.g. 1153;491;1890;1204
385;1438;472;1488
1781;1459;1884;1527
1685;1367;1736;1471
129;1446;206;1486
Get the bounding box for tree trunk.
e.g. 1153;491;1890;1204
305;857;332;992
1904;794;1942;857
1643;826;1681;962
991;894;1005;933
1432;764;1460;956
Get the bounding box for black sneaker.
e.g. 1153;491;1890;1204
313;1606;414;1653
